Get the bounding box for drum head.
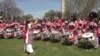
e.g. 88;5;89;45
33;30;40;34
51;30;59;34
82;32;93;38
6;29;14;32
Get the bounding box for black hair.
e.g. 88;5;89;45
88;12;98;20
70;15;77;22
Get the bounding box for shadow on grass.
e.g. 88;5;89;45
50;39;60;43
61;41;73;46
78;42;94;49
41;38;50;41
0;37;15;39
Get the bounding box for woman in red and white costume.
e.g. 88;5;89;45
55;17;63;33
0;20;6;29
0;20;6;38
5;20;15;38
87;12;99;48
78;18;84;30
81;18;89;33
0;20;6;30
95;20;100;47
24;19;34;54
68;17;79;45
13;20;21;37
41;19;47;32
35;19;42;32
61;21;67;34
46;20;54;32
97;20;100;45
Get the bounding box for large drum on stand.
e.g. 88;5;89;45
80;32;94;49
82;32;94;41
51;29;61;42
33;29;40;39
41;28;50;41
33;30;40;34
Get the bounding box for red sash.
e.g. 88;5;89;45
96;27;100;37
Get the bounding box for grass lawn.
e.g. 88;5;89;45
0;38;100;56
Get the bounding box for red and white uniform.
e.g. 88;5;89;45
25;22;34;53
96;26;100;37
68;21;78;44
0;21;6;36
26;23;33;44
34;23;41;32
41;22;46;32
55;18;63;32
94;26;100;48
78;20;83;29
0;22;6;30
64;21;68;31
82;20;89;33
68;21;78;36
55;22;62;32
88;21;97;30
46;21;53;32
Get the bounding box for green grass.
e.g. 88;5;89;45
0;38;100;56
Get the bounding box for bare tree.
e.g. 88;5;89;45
62;0;100;18
0;0;23;18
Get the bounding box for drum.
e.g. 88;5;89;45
6;28;14;32
80;32;95;49
41;30;50;40
51;30;59;34
33;30;40;34
82;32;94;41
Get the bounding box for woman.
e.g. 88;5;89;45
0;20;6;38
78;18;84;30
24;19;34;54
46;20;53;32
55;17;63;32
4;20;15;38
81;18;89;33
33;19;42;40
95;20;100;46
86;12;99;49
68;17;78;45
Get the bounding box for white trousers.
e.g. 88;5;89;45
25;31;34;54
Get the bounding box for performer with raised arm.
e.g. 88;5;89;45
24;19;34;54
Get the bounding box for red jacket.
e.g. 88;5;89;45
96;26;100;37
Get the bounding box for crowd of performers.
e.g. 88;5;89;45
0;12;100;53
